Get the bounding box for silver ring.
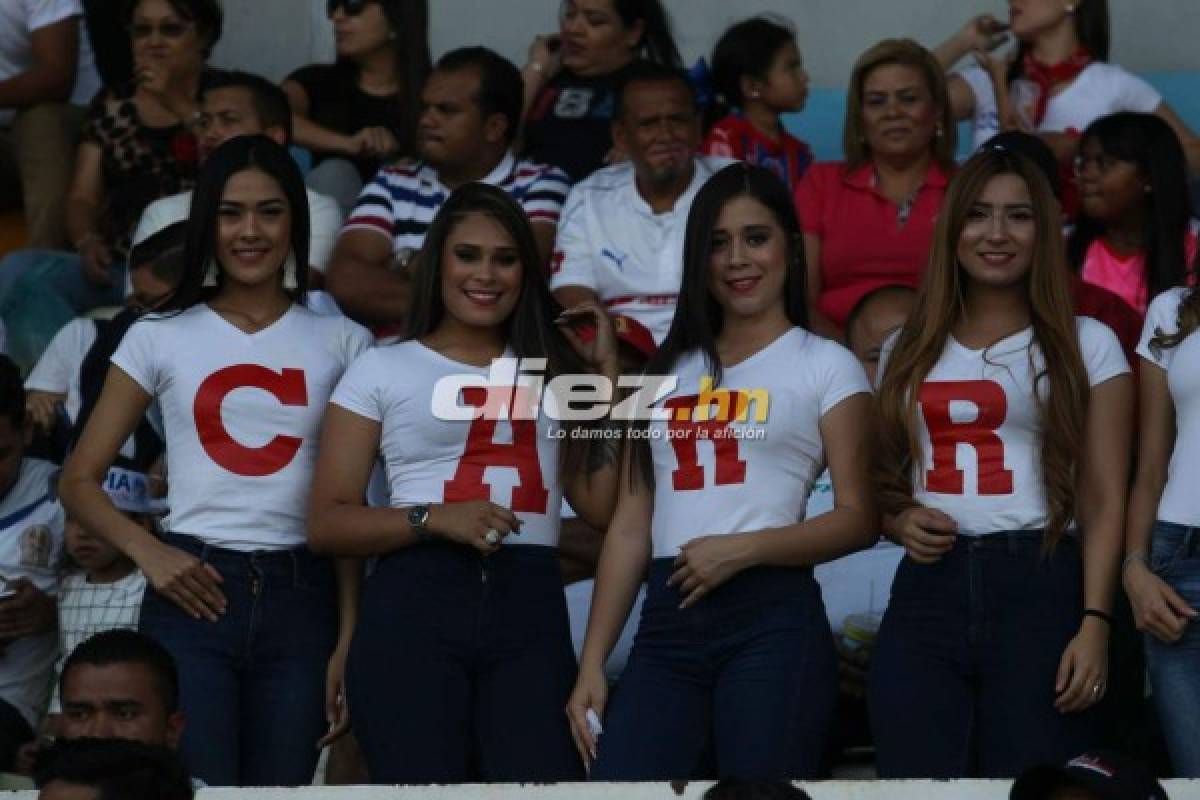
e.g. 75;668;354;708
485;529;501;546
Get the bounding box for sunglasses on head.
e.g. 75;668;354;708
327;0;375;16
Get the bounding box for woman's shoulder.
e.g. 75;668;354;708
286;62;344;87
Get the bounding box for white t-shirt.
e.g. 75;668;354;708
112;304;371;550
25;317;94;423
1137;288;1200;525
648;328;870;558
0;0;100;126
0;458;65;728
131;187;343;275
331;342;565;547
550;156;734;344
888;317;1128;535
958;62;1162;150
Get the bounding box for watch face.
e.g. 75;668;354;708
408;505;427;526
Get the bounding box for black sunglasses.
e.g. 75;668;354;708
327;0;375;16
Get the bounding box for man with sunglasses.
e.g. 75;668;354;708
0;0;101;249
328;46;570;330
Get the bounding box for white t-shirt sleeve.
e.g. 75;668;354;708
1079;316;1131;386
109;318;161;395
25;0;81;31
307;190;344;273
338;317;373;364
957;65;994;116
1109;66;1162;113
1136;288;1186;369
816;339;872;416
549;187;596;291
330;348;386;422
25;318;92;393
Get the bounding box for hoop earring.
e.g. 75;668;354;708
281;251;298;290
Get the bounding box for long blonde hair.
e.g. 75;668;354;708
874;148;1088;549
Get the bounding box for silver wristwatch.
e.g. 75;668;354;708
408;504;432;542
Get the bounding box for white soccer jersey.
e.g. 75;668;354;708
1138;289;1200;526
112;305;371;550
890;317;1128;535
331;342;565;547
550;156;733;344
648;328;870;558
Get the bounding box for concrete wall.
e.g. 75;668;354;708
216;0;1200;87
7;780;1200;798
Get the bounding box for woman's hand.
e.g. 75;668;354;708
1054;619;1109;713
317;638;352;749
891;506;958;564
426;501;522;554
24;392;63;436
525;34;562;83
556;301;619;378
955;14;1010;55
668;534;753;609
1124;558;1198;643
565;664;608;770
350;127;398;159
136;540;226;622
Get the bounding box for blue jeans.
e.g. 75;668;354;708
138;533;337;787
0;249;125;372
590;560;837;781
869;532;1097;778
346;542;582;783
1144;520;1200;777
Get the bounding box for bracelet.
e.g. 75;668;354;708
1122;552;1150;572
1083;609;1113;626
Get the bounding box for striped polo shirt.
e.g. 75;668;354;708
341;151;571;255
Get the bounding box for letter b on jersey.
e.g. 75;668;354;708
918;380;1013;495
193;365;308;477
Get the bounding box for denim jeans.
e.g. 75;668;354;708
590;560;837;781
138;533;337;787
1144;520;1200;777
0;249;125;372
869;531;1098;778
346;542;582;783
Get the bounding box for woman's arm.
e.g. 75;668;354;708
64;141;114;285
307;404;521;556
668;392;878;607
1124;361;1197;641
60;366;226;620
566;447;653;765
281;79;357;158
802;232;843;341
317;556;362;748
1056;373;1133;713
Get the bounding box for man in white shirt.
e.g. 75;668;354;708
551;62;731;345
329;47;570;330
0;0;100;249
131;70;342;287
0;355;63;771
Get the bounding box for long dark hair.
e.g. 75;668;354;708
611;0;682;67
1067;112;1192;303
1008;0;1109;82
710;15;796;112
168;135;310;311
337;0;430;156
632;163;808;487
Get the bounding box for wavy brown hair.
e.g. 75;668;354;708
874;147;1088;550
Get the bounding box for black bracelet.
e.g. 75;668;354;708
1083;609;1113;625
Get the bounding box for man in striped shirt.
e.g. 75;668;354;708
328;47;570;329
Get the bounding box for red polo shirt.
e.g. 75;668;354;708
794;160;950;330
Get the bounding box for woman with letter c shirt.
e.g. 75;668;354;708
569;164;876;781
308;183;620;784
870;147;1131;779
60;137;371;787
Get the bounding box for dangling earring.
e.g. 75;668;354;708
935;125;945;138
202;259;219;287
281;251;298;290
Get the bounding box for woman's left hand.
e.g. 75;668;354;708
317;639;352;749
556;301;619;378
1054;620;1109;713
668;534;753;609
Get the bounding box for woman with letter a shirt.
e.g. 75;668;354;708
870;146;1132;779
568;164;876;780
60;136;371;787
1125;288;1200;777
308;183;620;783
